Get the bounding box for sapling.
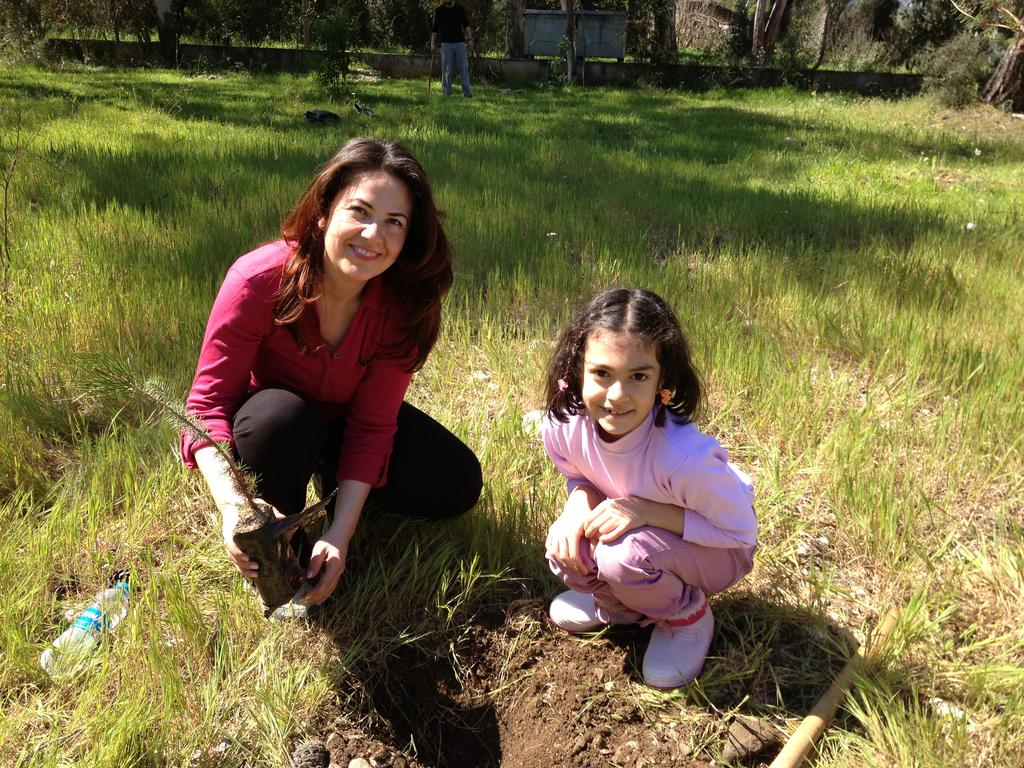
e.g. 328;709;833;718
86;358;335;616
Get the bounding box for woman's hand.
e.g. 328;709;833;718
300;478;371;605
583;496;648;543
301;531;350;605
222;498;285;580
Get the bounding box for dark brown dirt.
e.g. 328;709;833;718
310;595;854;768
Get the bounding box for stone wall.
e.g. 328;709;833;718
45;39;922;97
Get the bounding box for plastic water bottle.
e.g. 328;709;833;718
40;579;131;675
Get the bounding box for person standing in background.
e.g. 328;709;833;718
431;0;473;99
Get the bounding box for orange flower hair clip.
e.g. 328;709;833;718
659;388;675;406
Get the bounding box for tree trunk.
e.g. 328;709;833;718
752;0;768;61
763;0;789;57
812;0;843;70
506;0;525;57
560;0;578;84
111;0;121;43
981;40;1024;113
653;0;678;61
153;0;177;66
301;0;311;47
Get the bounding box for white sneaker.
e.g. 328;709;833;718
549;590;642;633
642;601;714;689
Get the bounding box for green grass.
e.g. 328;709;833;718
1;64;1022;766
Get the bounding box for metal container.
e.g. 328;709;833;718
524;10;566;57
578;11;627;60
524;9;626;60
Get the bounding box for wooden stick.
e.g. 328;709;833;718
768;607;901;768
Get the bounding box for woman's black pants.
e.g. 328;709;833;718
231;389;482;553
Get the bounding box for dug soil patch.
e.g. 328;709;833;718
312;597;850;767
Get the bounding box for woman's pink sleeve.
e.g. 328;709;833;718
180;268;270;467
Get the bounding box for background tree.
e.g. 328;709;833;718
153;0;177;63
891;0;961;65
652;0;678;59
952;0;1024;110
811;0;850;68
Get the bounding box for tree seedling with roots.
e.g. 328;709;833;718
87;359;335;616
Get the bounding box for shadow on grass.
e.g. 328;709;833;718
25;97;964;322
6;68;989;324
357;641;503;768
315;507;520;768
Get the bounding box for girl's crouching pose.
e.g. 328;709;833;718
542;288;757;689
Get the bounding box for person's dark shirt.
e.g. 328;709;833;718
432;3;469;44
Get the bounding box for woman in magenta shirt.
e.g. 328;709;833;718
182;137;481;607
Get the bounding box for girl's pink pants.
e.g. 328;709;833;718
549;526;756;621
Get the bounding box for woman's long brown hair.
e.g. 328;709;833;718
278;137;453;371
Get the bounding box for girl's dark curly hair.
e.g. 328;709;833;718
278;137;452;372
545;288;703;427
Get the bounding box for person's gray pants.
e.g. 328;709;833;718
440;41;473;98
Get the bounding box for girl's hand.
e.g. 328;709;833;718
583;496;648;543
222;498;285;580
546;507;590;576
301;532;350;605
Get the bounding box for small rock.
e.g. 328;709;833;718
521;409;545;436
930;697;969;721
291;741;330;768
721;716;780;764
348;760;372;768
571;733;591;755
612;740;640;765
325;733;345;754
672;740;694;759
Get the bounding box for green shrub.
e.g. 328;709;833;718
892;0;961;67
0;0;51;62
774;0;820;73
312;3;359;95
922;31;989;107
724;0;753;65
829;0;898;70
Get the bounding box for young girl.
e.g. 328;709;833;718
542;288;757;689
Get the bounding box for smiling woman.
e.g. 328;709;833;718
180;137;482;611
